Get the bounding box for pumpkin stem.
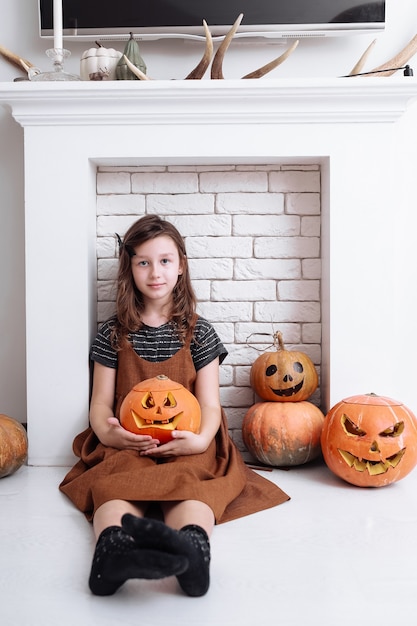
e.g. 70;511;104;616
273;331;285;351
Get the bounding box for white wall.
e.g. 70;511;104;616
1;0;417;423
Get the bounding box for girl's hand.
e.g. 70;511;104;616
99;417;160;452
140;430;210;458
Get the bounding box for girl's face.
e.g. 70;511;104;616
130;235;184;305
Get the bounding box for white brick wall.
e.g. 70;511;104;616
96;164;321;455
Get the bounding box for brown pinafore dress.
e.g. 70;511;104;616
59;339;290;523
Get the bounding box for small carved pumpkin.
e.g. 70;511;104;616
250;331;318;402
0;414;28;478
321;393;417;487
120;375;201;444
242;401;325;466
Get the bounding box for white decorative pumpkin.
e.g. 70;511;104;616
80;47;123;81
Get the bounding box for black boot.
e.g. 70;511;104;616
88;525;189;596
176;524;211;597
122;515;211;597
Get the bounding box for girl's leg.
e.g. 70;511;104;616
93;499;147;538
161;499;215;536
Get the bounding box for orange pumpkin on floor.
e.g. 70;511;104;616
120;375;201;444
242;401;325;466
250;331;318;402
321;393;417;487
0;414;28;478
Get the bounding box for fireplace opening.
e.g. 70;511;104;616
96;162;322;454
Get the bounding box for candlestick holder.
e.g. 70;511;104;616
29;48;81;82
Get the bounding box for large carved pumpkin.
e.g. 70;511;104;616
242;401;325;466
120;375;201;444
250;331;318;402
321;393;417;487
0;414;28;478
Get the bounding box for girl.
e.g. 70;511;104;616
60;214;289;597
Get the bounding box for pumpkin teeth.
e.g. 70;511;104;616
270;379;304;397
386;448;406;468
131;409;184;432
366;461;388;476
338;448;406;475
353;457;367;472
338;450;356;468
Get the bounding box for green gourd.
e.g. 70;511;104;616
116;33;147;80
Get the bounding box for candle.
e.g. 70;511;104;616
53;0;63;50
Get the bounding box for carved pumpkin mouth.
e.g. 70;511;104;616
338;448;406;475
130;409;184;432
270;379;304;398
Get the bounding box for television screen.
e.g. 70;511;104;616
39;1;386;41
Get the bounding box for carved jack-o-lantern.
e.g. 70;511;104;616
321;393;417;487
120;375;201;444
250;331;318;402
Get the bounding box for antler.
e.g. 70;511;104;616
242;40;299;79
350;33;417;77
0;43;34;74
348;39;377;76
368;33;417;76
123;55;150;79
185;20;214;79
211;13;244;79
211;13;298;80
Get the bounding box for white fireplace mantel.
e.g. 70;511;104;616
1;77;417;466
1;77;417;126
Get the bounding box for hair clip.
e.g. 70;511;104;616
115;233;123;254
115;233;135;257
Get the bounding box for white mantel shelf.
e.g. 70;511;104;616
1;77;417;126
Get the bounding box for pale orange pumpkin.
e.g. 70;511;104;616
321;393;417;487
242;401;325;466
120;375;201;444
0;414;28;478
250;331;318;402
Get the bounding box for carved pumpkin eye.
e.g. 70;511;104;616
163;392;177;408
293;362;303;373
380;422;404;437
142;392;155;409
341;414;366;437
265;365;277;377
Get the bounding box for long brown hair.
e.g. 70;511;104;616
112;214;197;348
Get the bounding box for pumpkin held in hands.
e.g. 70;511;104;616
321;393;417;487
120;375;201;444
0;414;28;478
242;401;325;467
250;331;318;403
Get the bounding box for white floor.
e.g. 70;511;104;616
1;459;416;626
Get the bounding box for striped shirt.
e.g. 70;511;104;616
90;316;228;371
